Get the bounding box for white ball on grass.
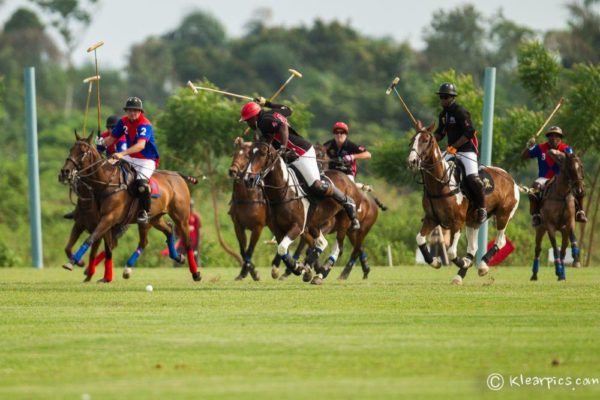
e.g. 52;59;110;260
145;284;153;292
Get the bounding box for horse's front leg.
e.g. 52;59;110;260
451;226;478;285
558;228;569;280
63;222;86;270
416;218;440;268
547;228;564;281
69;216;117;267
277;226;304;276
570;231;581;268
531;227;545;281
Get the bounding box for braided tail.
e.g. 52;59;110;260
178;172;199;185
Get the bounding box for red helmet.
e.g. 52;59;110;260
239;102;261;122
332;122;349;134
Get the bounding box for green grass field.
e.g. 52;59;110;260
1;265;599;400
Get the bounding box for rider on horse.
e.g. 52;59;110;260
521;125;587;227
239;99;361;230
101;97;160;224
434;82;487;224
323;122;371;183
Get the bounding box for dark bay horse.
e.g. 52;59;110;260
530;149;584;281
244;141;363;285
228;137;267;281
407;121;520;284
59;131;200;281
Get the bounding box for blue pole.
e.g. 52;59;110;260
24;67;43;268
477;67;496;262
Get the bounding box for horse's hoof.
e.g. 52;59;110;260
338;271;349;280
278;271;290;281
97;278;111;283
302;266;313;283
192;272;202;282
62;262;74;271
558;276;566;281
430;257;442;269
478;263;489;277
311;275;323;285
176;254;185;265
234;275;244;281
249;267;260;282
572;262;581;268
362;267;370;280
530;274;538;281
76;260;85;267
123;267;132;279
271;267;280;279
83;275;92;283
451;275;463;285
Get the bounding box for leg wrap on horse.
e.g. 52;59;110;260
418;243;433;264
482;244;500;264
127;247;143;267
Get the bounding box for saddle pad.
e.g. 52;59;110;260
286;166;308;198
149;177;161;198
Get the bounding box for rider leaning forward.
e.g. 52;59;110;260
521;125;587;227
102;97;160;224
239;98;361;230
434;82;487;224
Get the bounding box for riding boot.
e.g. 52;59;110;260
467;174;487;223
528;192;541;227
574;193;588;223
331;186;360;230
136;179;151;224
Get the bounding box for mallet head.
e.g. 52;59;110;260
288;69;303;78
83;75;101;83
386;77;400;95
187;81;199;94
86;41;105;53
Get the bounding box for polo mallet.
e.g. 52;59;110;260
87;41;104;136
186;81;254;101
532;97;564;139
82;75;101;136
386;76;418;128
242;68;303;136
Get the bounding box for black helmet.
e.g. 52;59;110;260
123;96;144;112
436;83;458;96
106;115;119;129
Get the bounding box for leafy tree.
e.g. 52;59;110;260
517;41;561;108
127;37;175;105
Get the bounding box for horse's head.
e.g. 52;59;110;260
243;141;278;188
229;137;253;179
59;130;101;184
549;149;585;196
407;120;437;171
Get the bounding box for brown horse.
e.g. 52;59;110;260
63;180;118;283
313;143;384;280
228;137;267;281
59;131;200;281
407;121;520;284
243;141;363;285
530;149;584;281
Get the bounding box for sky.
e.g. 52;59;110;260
0;0;572;69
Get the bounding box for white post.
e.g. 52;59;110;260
387;243;393;267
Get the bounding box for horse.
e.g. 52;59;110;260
63;179;120;283
313;143;384;280
59;131;200;281
407;121;520;284
228;137;268;281
530;149;584;281
243;141;364;285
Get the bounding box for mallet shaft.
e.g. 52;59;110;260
533;97;564;138
188;83;253;100
393;87;418;127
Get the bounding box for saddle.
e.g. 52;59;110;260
118;162;161;198
288;164;333;203
448;158;495;199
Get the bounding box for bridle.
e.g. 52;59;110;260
245;141;281;188
409;129;453;186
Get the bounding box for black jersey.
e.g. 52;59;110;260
256;104;312;162
323;139;366;177
434;102;478;153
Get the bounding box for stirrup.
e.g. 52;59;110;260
351;218;361;231
531;214;542;227
476;208;487;223
137;210;149;224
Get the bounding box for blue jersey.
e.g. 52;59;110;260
112;115;160;165
527;142;573;179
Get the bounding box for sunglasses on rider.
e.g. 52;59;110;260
439;94;452;100
333;130;347;135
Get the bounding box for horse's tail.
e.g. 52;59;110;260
371;194;388;211
178;172;199;185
